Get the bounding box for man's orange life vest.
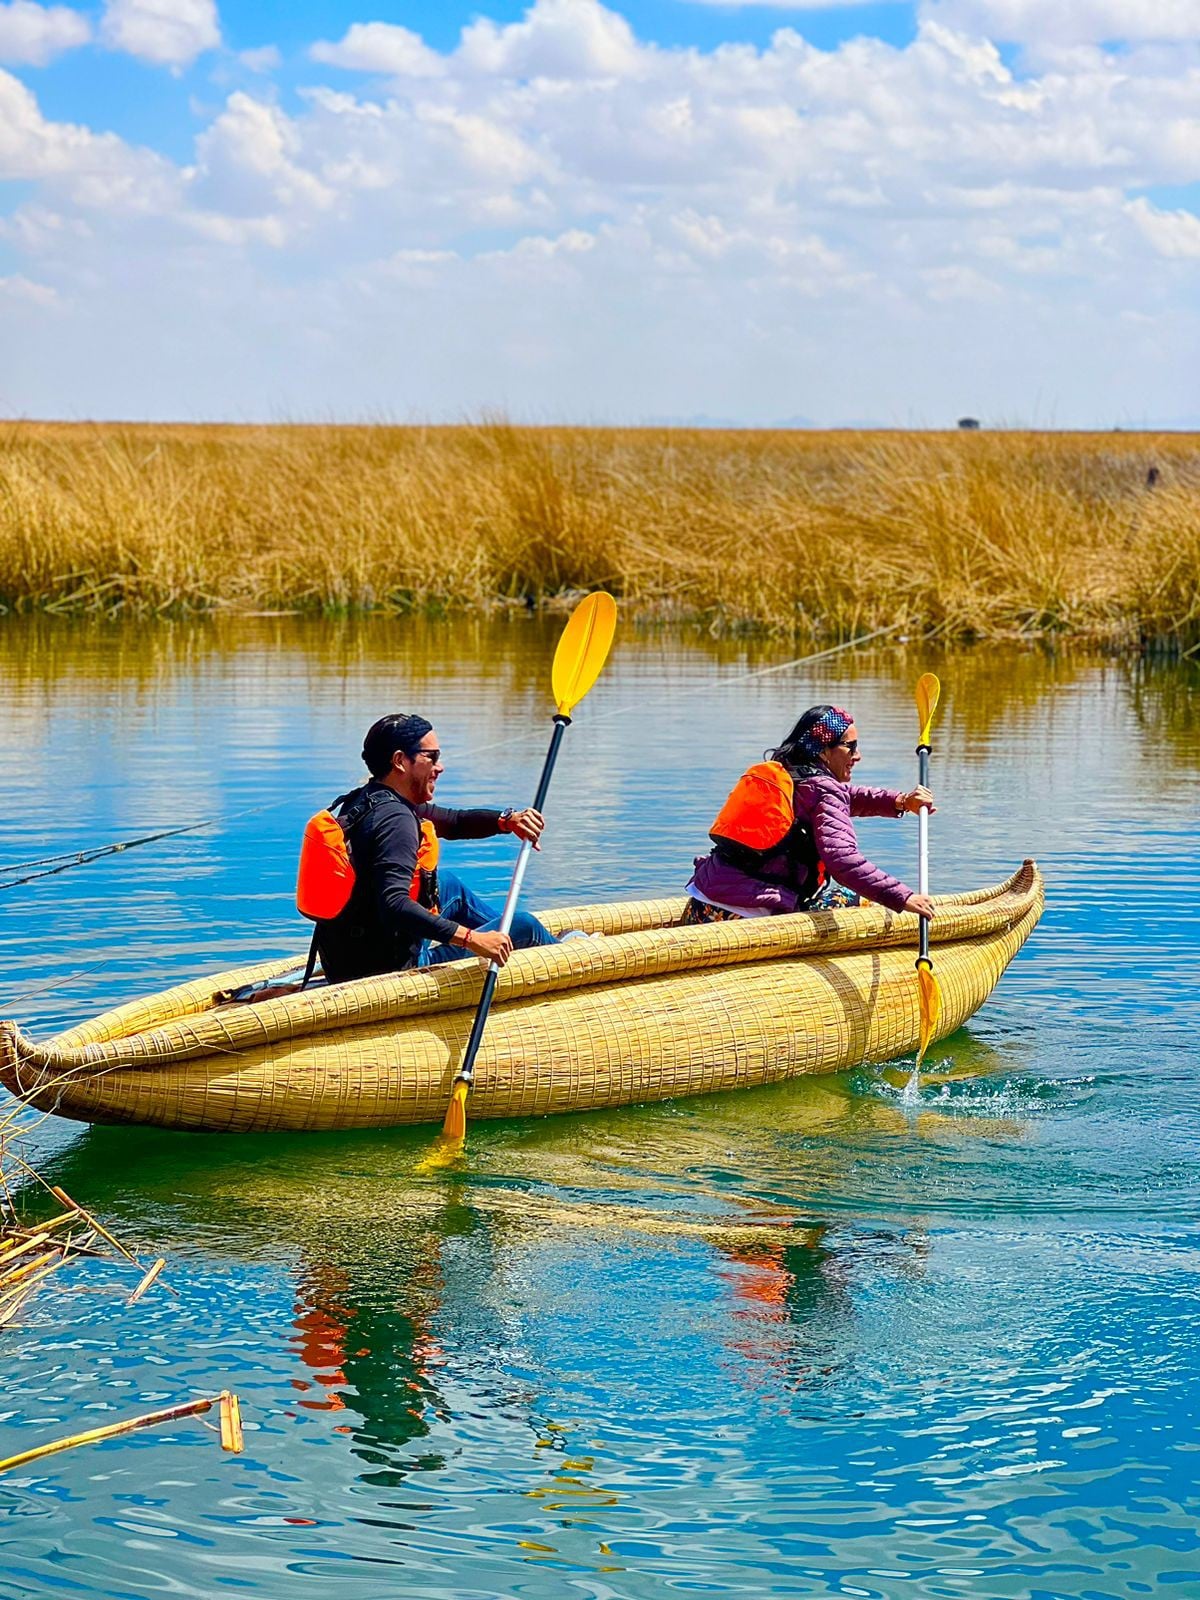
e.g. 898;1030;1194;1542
297;809;355;921
709;760;825;898
297;803;440;922
409;820;440;912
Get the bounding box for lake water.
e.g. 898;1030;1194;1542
1;615;1198;1600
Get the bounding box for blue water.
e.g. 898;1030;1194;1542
1;617;1198;1599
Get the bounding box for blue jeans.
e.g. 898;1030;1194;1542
418;870;559;967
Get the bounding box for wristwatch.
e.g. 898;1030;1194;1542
498;807;515;832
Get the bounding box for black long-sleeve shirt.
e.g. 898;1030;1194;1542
315;782;504;982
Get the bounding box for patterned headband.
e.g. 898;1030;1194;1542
798;707;853;757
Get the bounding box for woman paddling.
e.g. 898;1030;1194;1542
683;704;936;924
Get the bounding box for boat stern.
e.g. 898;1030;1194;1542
0;1019;54;1108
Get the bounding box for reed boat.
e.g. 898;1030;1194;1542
0;861;1043;1135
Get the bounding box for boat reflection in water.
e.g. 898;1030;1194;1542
26;1046;1025;1487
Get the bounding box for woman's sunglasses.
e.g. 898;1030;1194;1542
833;739;859;754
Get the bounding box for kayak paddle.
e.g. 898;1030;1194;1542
439;591;618;1145
909;672;942;1090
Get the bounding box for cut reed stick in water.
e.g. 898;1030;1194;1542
49;1184;176;1296
0;1209;82;1265
127;1257;166;1305
0;1392;246;1475
0;1256;68;1325
219;1391;244;1454
0;1248;61;1290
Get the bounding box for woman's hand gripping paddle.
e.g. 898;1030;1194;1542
438;592;618;1147
907;672;943;1095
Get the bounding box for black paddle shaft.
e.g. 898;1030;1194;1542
457;714;571;1087
917;742;931;964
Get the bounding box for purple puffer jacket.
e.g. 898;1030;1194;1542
688;770;915;915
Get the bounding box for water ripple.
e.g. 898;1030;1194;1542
2;626;1199;1599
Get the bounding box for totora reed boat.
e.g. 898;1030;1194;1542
0;862;1043;1135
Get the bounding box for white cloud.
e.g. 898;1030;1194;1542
0;270;58;304
100;0;219;69
2;0;1199;424
1128;195;1200;258
921;0;1200;44
310;22;443;79
0;66;140;181
0;0;88;64
458;0;641;79
238;44;279;74
685;0;903;6
192;92;334;222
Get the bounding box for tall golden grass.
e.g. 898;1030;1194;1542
1;421;1197;647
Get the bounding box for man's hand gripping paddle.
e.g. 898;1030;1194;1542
437;592;618;1148
908;672;943;1094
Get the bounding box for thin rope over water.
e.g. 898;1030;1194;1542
0;622;905;892
0;806;279;890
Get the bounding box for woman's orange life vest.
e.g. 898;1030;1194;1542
297;807;440;922
709;760;826;896
711;761;795;852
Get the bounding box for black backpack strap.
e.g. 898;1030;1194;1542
300;927;320;991
332;784;386;835
297;788;363;992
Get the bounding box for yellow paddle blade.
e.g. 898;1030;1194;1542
915;962;943;1069
916;672;941;749
441;1078;469;1143
552;592;618;717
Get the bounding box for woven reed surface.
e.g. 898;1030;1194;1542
45;870;1028;1059
1;864;1043;1133
25;864;1037;1075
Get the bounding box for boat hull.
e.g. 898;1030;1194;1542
1;862;1043;1134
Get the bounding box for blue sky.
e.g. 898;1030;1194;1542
180;1;920;55
24;2;922;159
1;0;1198;425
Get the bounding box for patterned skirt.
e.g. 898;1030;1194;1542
679;883;862;927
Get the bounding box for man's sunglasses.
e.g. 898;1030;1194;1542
411;748;441;764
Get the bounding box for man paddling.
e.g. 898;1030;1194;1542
314;714;558;983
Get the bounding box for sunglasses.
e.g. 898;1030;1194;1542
833;739;859;754
411;748;441;764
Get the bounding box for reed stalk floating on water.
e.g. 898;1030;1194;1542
0;1141;172;1321
0;1391;244;1476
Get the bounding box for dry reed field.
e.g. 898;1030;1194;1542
1;422;1197;648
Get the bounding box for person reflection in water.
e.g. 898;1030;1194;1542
683;704;937;924
290;1205;469;1480
718;1223;932;1389
314;713;559;983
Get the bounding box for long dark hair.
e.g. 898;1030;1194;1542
768;704;850;781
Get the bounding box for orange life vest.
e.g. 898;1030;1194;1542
297;802;441;922
709;760;825;898
297;809;355;921
409;820;440;912
711;761;795;852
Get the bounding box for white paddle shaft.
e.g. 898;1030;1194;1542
486;838;534;970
